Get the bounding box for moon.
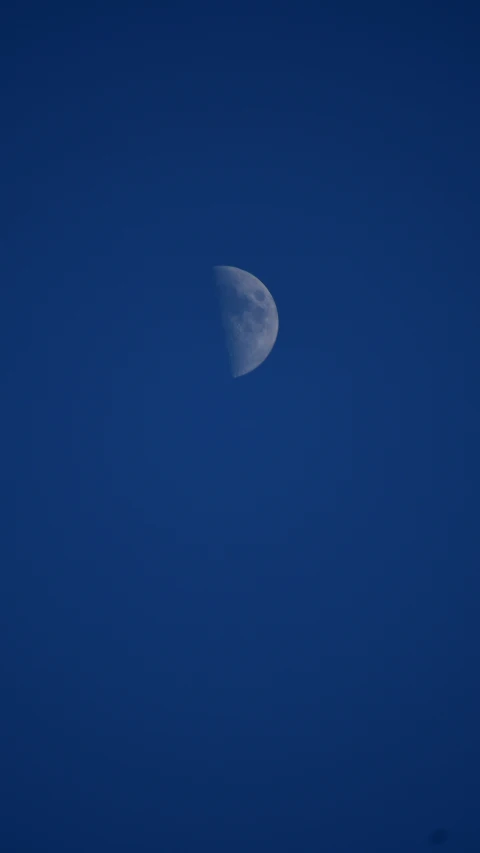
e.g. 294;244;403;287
214;265;279;378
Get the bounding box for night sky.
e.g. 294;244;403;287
2;2;480;851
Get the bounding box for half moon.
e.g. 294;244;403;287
214;266;279;378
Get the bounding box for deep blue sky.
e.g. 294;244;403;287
2;2;479;851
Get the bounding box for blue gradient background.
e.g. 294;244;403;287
2;2;479;850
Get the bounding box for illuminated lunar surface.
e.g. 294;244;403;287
214;265;279;378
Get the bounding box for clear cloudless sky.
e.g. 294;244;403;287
1;1;479;851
